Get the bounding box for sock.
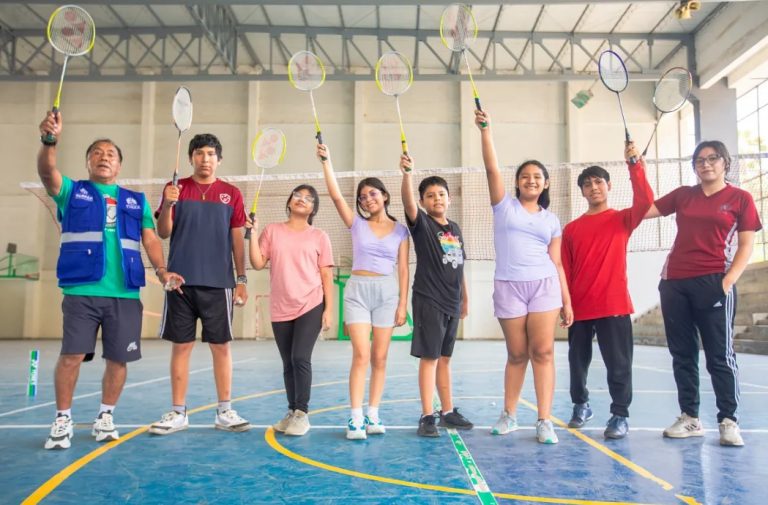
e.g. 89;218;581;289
350;407;363;422
56;408;72;419
172;404;186;415
367;406;379;421
99;403;115;415
218;401;231;414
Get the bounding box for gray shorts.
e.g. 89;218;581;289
62;295;143;363
344;274;400;328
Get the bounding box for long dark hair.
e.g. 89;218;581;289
515;159;551;209
356;177;396;222
285;184;320;225
692;140;731;174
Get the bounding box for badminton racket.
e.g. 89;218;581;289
288;50;326;158
375;51;413;156
171;86;193;187
245;128;287;240
642;67;692;157
598;50;635;164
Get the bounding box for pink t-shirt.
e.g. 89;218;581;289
259;222;334;321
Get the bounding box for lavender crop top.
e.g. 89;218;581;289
350;216;409;274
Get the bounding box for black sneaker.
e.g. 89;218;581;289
439;408;474;430
604;415;629;439
417;413;440;437
568;402;594;428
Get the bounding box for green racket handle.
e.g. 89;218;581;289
475;98;487;128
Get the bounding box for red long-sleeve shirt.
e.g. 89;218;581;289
561;161;654;321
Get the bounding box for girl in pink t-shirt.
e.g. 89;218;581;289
317;143;410;440
248;184;334;436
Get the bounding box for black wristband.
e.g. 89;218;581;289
40;135;57;146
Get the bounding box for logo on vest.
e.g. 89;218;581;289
125;197;142;210
74;187;94;202
219;194;231;204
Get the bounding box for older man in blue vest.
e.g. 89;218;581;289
37;111;183;450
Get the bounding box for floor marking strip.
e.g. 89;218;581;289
446;428;498;505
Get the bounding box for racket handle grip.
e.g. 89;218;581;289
316;132;327;161
43;107;60;144
629;155;637;165
475;98;487;128
172;173;178;187
245;212;256;240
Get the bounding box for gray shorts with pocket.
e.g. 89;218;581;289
344;274;400;328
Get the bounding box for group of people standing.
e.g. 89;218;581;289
37;102;760;451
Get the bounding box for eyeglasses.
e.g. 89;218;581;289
291;191;315;204
693;154;722;167
358;189;382;203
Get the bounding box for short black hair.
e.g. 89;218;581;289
418;176;450;200
85;139;123;163
286;184;320;225
188;133;223;159
577;165;611;188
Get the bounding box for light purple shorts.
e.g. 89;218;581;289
493;277;562;319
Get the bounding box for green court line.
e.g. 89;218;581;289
447;428;499;505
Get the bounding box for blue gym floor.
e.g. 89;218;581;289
1;339;766;505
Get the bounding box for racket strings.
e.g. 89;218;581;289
172;88;193;132
375;53;412;97
654;71;692;113
598;52;629;93
48;7;95;56
441;4;476;52
289;51;325;92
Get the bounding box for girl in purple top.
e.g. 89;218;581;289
476;109;573;444
318;143;410;440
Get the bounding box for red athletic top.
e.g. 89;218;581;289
655;183;762;280
562;161;654;321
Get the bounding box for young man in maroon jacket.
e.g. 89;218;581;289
561;142;653;439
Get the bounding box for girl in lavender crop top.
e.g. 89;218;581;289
317;143;410;441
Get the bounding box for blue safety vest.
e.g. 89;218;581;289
56;180;146;289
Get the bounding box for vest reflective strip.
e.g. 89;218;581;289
120;239;141;251
61;231;103;243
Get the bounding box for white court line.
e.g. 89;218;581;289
0;357;258;418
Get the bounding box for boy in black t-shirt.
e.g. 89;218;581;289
400;154;473;437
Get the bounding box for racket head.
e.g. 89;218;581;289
440;3;478;52
375;52;413;97
46;5;96;57
172;86;193;133
250;127;287;170
598;50;629;93
653;67;692;113
288;51;326;91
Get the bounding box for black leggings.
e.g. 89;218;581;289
271;303;323;413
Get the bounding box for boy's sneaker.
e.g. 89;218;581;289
663;413;704;438
346;417;367;440
719;418;744;447
92;411;119;442
568;402;594;429
272;410;294;433
490;410;518;435
439;408;474;430
215;409;251;432
604;415;629;439
417;413;440;438
44;415;73;450
536;419;559;444
285;410;310;436
149;410;189;435
364;415;386;435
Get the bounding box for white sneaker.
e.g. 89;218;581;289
491;410;518;436
663;413;704;438
346;417;367;440
215;409;251;432
285;410;310;436
272;410;294;433
92;412;119;442
536;419;558;444
44;415;73;450
149;410;189;435
365;415;386;435
719;418;744;447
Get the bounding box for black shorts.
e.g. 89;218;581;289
410;295;459;359
62;295;143;363
160;286;234;344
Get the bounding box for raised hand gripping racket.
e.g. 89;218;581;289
375;51;413;156
642;67;692;157
288;51;326;155
245;128;287;240
43;5;96;143
598;50;636;163
440;3;485;126
171;86;193;187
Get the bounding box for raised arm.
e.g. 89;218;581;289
37;111;64;196
395;236;410;326
624;141;655;228
400;154;418;224
475;109;505;206
317;144;354;228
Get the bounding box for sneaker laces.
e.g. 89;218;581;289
95;412;115;430
159;411;182;423
220;409;245;423
50;416;71;436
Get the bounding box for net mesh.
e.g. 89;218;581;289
654;68;692;113
288;51;325;91
172;87;193;132
48;6;95;56
251;128;286;169
598;51;628;92
375;52;413;97
440;4;476;52
21;154;768;268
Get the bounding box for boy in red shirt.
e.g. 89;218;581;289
561;142;653;439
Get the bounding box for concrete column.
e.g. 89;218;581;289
138;82;156;180
698;78;739;154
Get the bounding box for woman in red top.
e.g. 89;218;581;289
645;140;762;447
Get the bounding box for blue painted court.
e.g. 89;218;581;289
1;339;766;504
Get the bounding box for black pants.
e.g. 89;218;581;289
659;274;739;422
568;316;633;417
271;303;324;413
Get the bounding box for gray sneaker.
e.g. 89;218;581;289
718;418;744;447
44;415;73;450
490;410;518;435
535;419;559;444
272;410;294;433
92;411;119;442
663;413;703;438
285;410;310;436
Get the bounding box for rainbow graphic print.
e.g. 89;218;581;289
438;231;464;269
